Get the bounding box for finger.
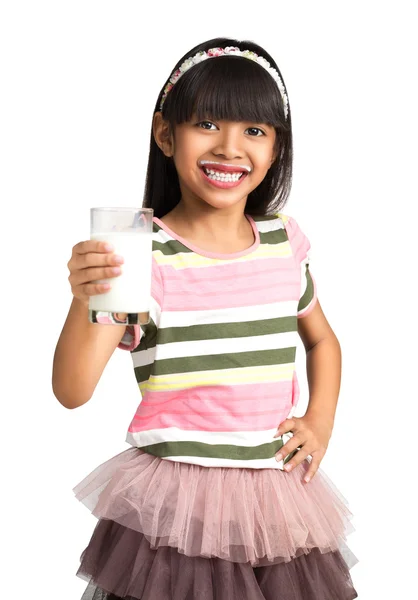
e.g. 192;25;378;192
275;434;304;462
302;454;322;483
82;281;112;298
69;244;123;277
273;418;295;438
70;264;123;288
283;447;312;472
79;249;125;270
74;240;115;255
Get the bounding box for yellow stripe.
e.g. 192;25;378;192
275;212;290;225
153;241;292;269
139;363;295;394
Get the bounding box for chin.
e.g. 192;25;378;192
199;195;248;210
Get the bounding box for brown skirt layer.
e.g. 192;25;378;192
77;518;358;600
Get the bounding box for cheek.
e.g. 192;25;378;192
254;151;275;177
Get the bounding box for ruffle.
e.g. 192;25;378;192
76;519;358;600
73;447;357;568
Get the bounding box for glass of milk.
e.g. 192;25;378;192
88;207;153;326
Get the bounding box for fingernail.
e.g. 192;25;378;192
104;243;114;251
276;453;283;462
304;476;310;483
284;464;292;471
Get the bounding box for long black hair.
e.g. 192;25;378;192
143;37;293;219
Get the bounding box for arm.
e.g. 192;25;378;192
298;299;341;428
52;297;127;410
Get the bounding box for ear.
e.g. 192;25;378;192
153;111;174;157
270;144;279;165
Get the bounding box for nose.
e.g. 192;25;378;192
211;124;244;160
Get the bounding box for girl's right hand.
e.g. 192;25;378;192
67;240;124;307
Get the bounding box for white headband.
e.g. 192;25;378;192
160;46;289;121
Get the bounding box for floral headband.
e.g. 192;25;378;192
159;46;289;121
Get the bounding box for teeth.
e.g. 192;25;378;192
203;167;244;182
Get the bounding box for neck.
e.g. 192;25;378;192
168;198;250;241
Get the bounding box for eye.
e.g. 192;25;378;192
196;121;217;130
246;127;265;137
196;121;266;137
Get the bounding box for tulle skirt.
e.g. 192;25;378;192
73;447;358;599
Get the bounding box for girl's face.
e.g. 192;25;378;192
154;112;277;211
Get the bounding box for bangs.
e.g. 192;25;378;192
163;56;288;130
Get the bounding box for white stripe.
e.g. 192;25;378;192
159;454;287;469
131;347;156;366
126;426;293;447
154;228;185;246
255;216;285;233
134;331;298;363
159;300;298;329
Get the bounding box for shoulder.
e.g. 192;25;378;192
274;212;308;238
255;211;295;230
274;212;312;262
250;212;289;235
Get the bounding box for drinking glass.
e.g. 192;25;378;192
88;207;153;326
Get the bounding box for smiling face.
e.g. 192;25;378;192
153;111;278;212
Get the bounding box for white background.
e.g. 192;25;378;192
1;1;417;598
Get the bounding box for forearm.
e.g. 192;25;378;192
52;297;126;409
304;335;342;427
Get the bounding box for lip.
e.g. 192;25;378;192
199;161;251;173
200;166;248;189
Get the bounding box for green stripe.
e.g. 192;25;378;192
159;316;297;345
136;346;296;380
139;438;301;462
258;228;288;245
153;239;194;256
251;214;280;222
298;265;314;313
152;223;194;255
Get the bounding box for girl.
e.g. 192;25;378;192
53;37;358;599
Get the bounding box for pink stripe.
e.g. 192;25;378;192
128;406;290;432
128;382;293;432
160;257;299;311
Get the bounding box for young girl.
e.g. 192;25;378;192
53;37;358;599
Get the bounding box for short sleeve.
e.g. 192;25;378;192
283;215;318;318
118;255;164;351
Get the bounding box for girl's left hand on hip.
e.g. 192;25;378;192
273;412;333;483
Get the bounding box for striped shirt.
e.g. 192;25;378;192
118;212;317;469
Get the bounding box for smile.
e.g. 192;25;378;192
199;166;248;189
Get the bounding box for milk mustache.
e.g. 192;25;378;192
89;231;152;313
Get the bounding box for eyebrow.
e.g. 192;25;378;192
194;116;273;128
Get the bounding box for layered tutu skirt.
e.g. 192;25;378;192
73;447;358;599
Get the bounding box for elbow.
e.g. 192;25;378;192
52;382;91;410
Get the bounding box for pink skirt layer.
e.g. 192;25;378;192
73;447;357;568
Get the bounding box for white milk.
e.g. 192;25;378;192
89;231;152;313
